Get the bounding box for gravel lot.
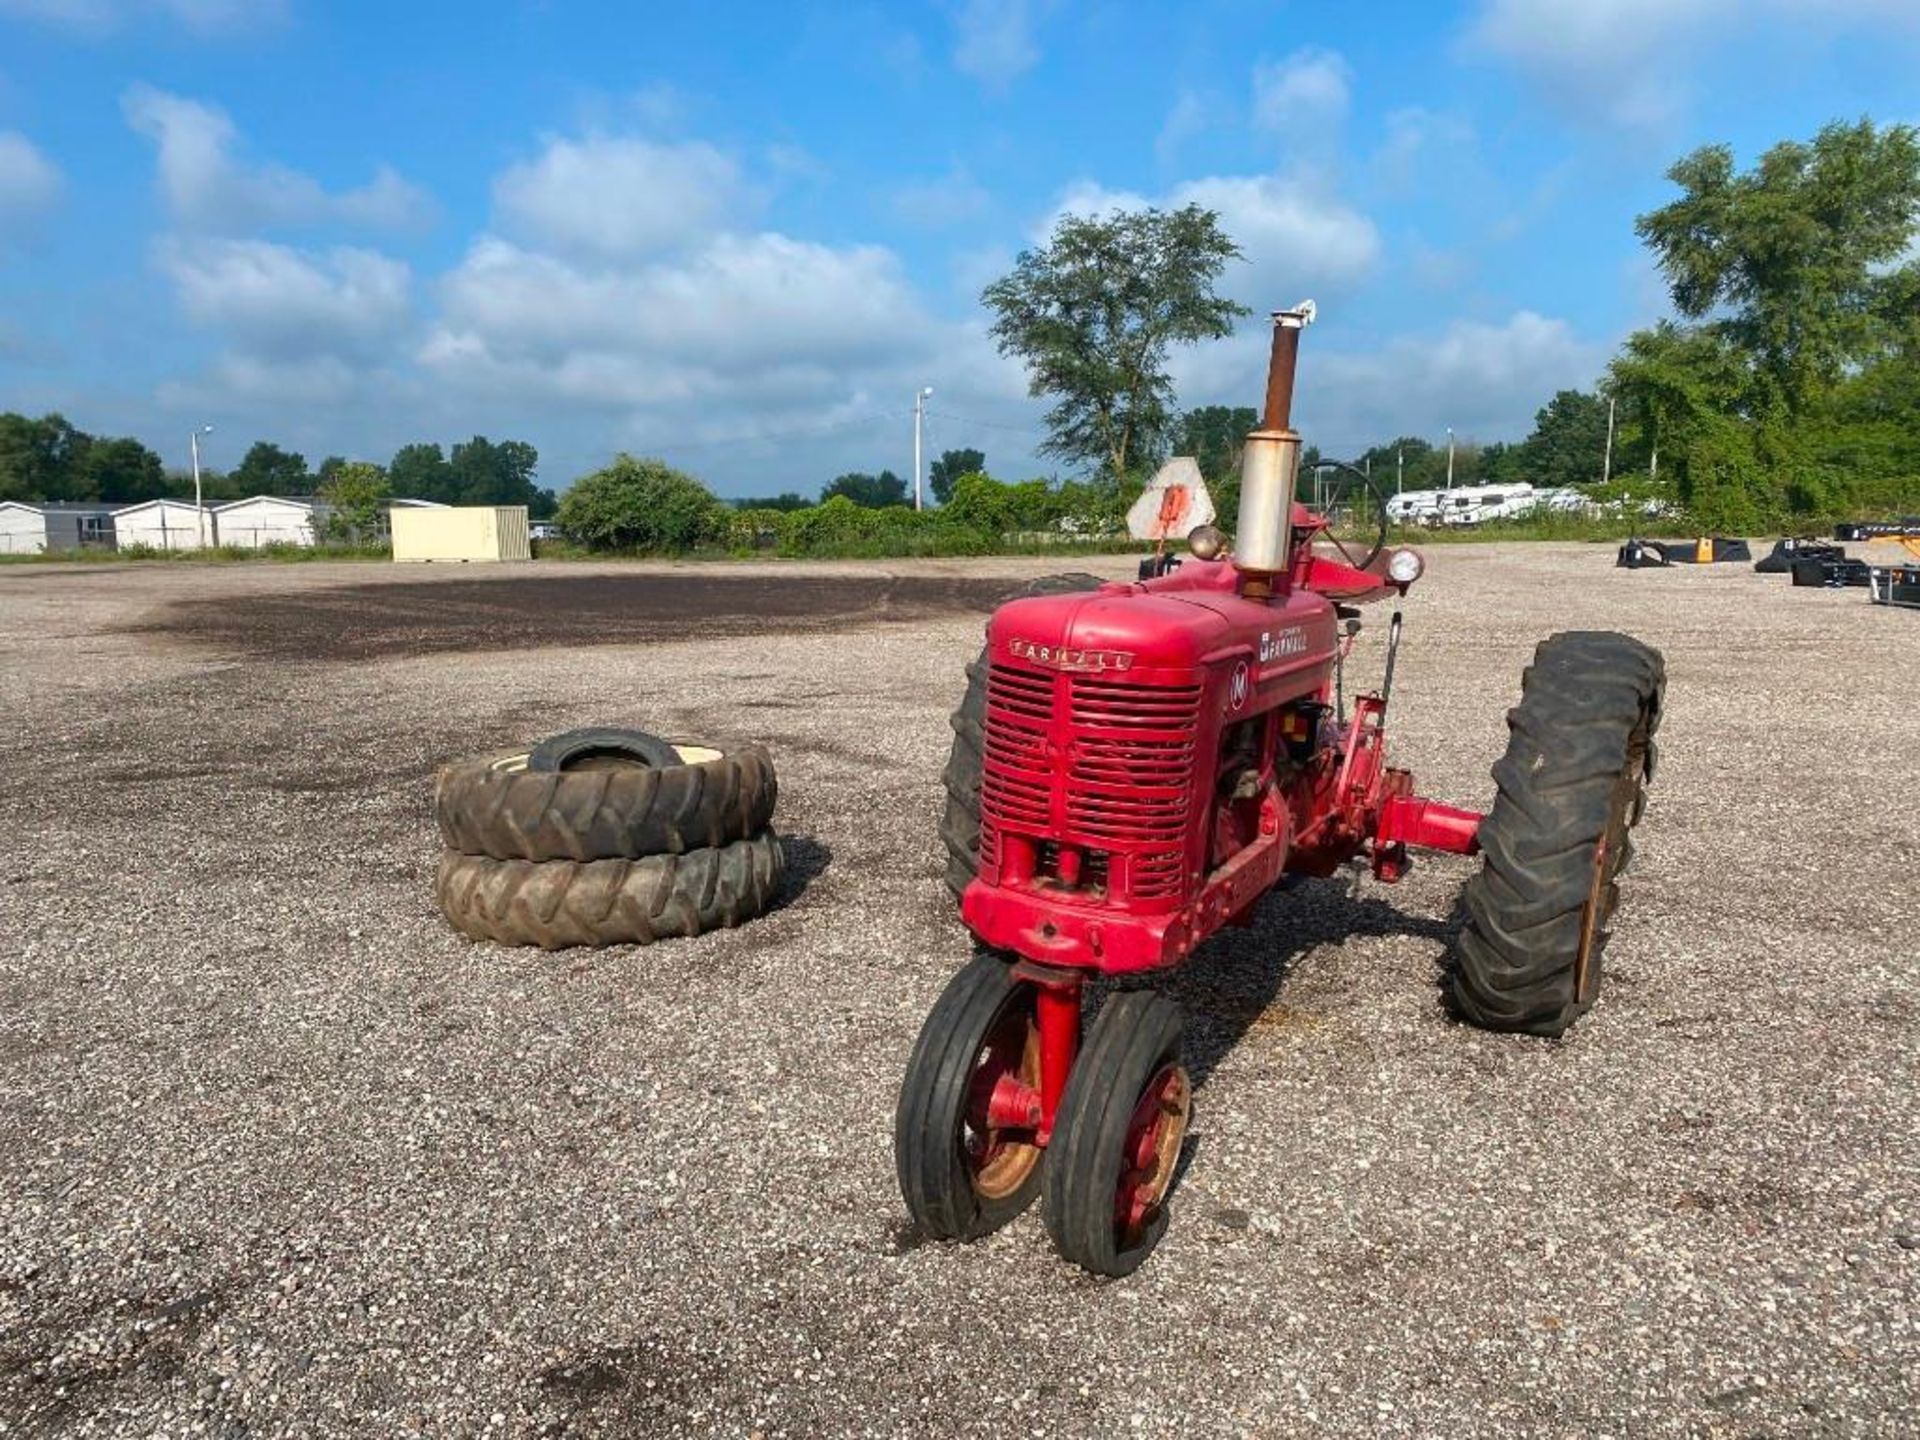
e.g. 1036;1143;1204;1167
1;545;1914;1438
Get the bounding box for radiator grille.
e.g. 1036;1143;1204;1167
1067;677;1200;900
978;665;1054;870
979;663;1200;902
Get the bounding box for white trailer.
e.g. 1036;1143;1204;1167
1386;489;1444;526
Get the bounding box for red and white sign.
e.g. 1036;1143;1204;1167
1127;457;1215;542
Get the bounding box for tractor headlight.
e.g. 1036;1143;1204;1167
1188;523;1227;560
1387;548;1424;586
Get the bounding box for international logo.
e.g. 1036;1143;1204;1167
1229;660;1250;710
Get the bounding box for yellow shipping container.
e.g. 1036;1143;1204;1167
390;506;532;563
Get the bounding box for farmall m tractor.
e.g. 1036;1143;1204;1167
895;304;1666;1276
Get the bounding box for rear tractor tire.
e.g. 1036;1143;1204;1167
1041;989;1190;1277
895;953;1051;1241
1445;631;1666;1036
939;573;1105;898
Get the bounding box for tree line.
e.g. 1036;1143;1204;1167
975;119;1917;531
0;417;557;516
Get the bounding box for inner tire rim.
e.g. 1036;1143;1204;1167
1115;1062;1191;1244
964;1004;1042;1201
1573;719;1648;1004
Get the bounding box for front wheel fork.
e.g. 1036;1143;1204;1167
1011;961;1082;1145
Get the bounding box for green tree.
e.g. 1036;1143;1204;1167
983;204;1248;480
1508;390;1615;488
1613;119;1920;525
1638;119;1920;413
1174;406;1257;484
733;492;811;512
928;447;985;505
557;455;723;552
389;442;454;503
316;461;390;541
449;435;553;513
0;413;91;502
822;470;908;507
230;441;311;497
80;436;166;503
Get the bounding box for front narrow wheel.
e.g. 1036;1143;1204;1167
895;953;1048;1241
1042;990;1189;1277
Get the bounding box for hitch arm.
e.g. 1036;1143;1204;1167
1377;795;1482;855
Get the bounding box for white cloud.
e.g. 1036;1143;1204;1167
0;132;63;238
1251;46;1351;137
891;168;991;227
157;237;412;361
1155;90;1212;167
1307;311;1607;449
1166;311;1606;455
1373;107;1476;191
0;0;285;33
424;231;926;402
1467;0;1920;128
1047;173;1380;303
159;352;362;408
492;135;748;261
951;0;1046;90
122;85;432;232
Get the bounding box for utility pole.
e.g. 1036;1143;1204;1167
1445;427;1455;490
1602;396;1616;485
1650;442;1658;483
1397;447;1403;496
190;424;214;548
912;386;933;511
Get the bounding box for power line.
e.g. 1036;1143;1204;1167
924;408;1051;440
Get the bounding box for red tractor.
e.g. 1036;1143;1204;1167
895;304;1666;1276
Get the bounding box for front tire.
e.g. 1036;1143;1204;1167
895;954;1048;1241
1445;631;1665;1036
1041;990;1190;1277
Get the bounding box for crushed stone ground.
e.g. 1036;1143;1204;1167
0;545;1913;1437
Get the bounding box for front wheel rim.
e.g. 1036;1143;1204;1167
1115;1062;1191;1245
963;1002;1042;1201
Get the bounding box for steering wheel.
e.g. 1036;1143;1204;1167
1303;458;1390;574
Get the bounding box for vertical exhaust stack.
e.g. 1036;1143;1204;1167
1235;301;1316;597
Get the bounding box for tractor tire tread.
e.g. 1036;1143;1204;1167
1444;631;1664;1036
436;744;777;861
434;830;785;949
1041;989;1185;1277
894;953;1043;1240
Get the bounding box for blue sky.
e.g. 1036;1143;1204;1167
0;0;1916;497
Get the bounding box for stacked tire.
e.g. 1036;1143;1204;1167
433;727;784;949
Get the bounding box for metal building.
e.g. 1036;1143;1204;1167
0;501;118;554
212;495;331;548
111;499;216;551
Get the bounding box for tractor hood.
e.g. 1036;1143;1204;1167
986;571;1336;681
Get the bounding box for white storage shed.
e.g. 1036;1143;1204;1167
213;495;329;548
112;499;215;551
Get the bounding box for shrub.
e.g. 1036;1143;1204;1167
557;454;724;552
